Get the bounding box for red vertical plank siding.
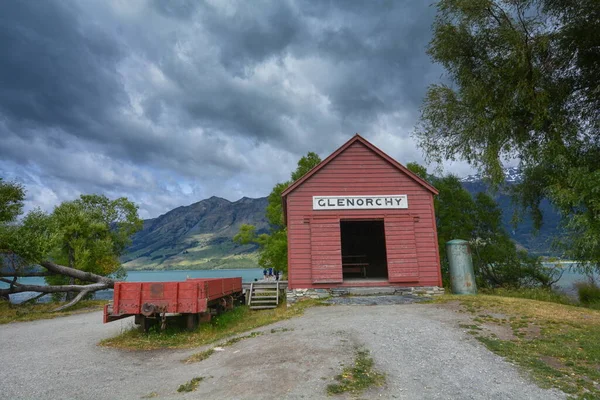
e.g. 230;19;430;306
286;139;441;289
385;216;419;282
310;217;343;283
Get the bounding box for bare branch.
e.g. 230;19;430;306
0;282;109;296
39;261;114;286
52;289;92;312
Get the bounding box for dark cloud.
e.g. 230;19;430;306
0;0;470;219
0;1;125;134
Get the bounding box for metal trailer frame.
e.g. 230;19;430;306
103;277;243;331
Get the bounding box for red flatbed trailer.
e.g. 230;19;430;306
103;277;243;331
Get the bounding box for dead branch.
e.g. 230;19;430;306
0;281;109;295
51;289;93;312
1;260;116;310
39;261;114;286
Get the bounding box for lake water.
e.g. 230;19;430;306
2;269;264;303
2;266;597;303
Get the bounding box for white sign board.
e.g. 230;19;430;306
312;195;408;210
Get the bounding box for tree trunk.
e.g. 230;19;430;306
0;261;116;310
65;249;75;301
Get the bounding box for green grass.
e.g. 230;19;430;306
184;348;215;363
100;298;324;350
434;294;600;398
326;349;385;396
177;376;204;393
481;287;574;305
0;299;106;324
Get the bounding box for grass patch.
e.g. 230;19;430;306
176;376;204;393
434;294;600;398
221;331;262;347
184;348;215;363
100;298;324;350
480;287;574;305
326;349;385;396
0;299;106;324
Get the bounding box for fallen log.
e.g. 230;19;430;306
1;261;116;310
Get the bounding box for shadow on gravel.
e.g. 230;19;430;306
324;295;427;306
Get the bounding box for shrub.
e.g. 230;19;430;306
576;282;600;305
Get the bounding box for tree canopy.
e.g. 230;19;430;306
416;0;600;269
407;163;560;288
0;179;25;224
234;152;322;273
0;182;142;308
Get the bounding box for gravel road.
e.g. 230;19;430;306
0;303;566;400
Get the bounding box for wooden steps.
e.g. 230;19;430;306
247;281;281;309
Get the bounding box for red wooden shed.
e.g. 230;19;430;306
282;134;443;296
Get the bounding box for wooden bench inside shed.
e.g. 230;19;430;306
342;255;368;278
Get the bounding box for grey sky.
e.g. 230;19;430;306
0;0;472;219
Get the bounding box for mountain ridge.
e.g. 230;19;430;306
122;171;562;270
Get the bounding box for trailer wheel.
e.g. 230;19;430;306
138;315;156;333
185;313;198;331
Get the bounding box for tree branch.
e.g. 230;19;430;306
0;282;109;296
51;289;93;312
39;261;114;286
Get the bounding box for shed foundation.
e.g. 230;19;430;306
286;286;445;306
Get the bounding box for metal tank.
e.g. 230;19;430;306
446;239;477;295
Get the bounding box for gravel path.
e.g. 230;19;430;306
0;303;566;400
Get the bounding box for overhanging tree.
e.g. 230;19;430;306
234;152;321;273
415;0;600;270
0;187;143;309
407;163;560;288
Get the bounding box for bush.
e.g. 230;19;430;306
576;282;600;306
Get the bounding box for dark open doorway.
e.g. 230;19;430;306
340;220;388;280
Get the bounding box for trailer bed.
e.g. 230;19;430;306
103;277;243;328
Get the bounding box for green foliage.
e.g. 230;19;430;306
177;377;204;393
0;180;53;272
291;151;320;181
0;179;142;287
45;195;142;289
326;349;385;395
100;299;325;350
576;282;600;307
417;0;600;271
406;163;554;288
0;299;106;324
234;152;321;273
0;179;25;224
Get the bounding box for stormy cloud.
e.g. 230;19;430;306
0;0;468;219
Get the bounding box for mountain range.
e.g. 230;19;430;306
122;196;269;270
122;170;562;270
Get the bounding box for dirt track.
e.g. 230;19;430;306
0;303;566;399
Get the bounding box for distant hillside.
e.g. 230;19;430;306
122;196;269;270
460;170;562;256
122;173;564;270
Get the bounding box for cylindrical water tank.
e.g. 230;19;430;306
446;239;477;295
